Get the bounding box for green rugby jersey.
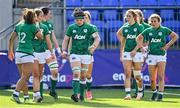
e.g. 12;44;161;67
66;23;97;55
122;22;144;52
32;23;50;52
42;20;54;49
89;24;98;45
141;26;172;55
14;22;39;55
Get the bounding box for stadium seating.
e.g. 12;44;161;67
163;20;180;28
160;10;174;20
101;0;120;6
66;0;81;7
88;10;99;20
106;20;123;29
82;0;101;7
138;0;157;6
142;10;155;19
109;31;118;43
66;10;74;21
92;21;106;29
103;10;118;21
120;0;139;7
158;0;176;6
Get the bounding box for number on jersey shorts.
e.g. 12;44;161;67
122;52;144;62
15;52;34;64
44;49;56;60
33;52;46;64
70;54;91;65
146;54;167;65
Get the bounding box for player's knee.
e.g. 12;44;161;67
133;70;142;80
33;71;40;78
48;61;59;71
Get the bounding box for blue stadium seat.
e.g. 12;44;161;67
160;10;174;20
66;10;74;21
143;10;155;19
99;31;105;43
92;21;106;29
106;20;123;29
162;20;180;28
109;31;118;43
138;0;157;6
88;10;99;20
101;0;120;6
177;0;180;6
82;0;101;7
120;0;139;7
103;10;117;21
66;0;82;7
158;0;176;6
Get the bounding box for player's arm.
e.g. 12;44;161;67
35;30;43;40
61;35;70;58
45;34;55;59
52;30;61;53
89;32;101;54
8;32;17;61
67;37;72;55
45;34;53;53
162;31;179;50
136;34;144;49
117;28;125;59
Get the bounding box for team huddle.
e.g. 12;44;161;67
8;7;178;104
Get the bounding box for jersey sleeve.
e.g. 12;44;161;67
138;24;144;34
164;27;172;36
32;24;40;35
65;26;72;37
90;25;97;35
14;25;19;33
141;29;149;41
44;25;50;36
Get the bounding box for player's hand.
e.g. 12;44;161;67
130;50;136;57
161;44;170;51
8;51;14;61
61;51;67;59
89;45;96;54
140;46;148;54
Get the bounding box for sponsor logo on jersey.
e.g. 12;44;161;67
83;29;87;33
125;29;128;33
49;24;52;28
151;38;161;43
127;34;136;39
72;30;77;33
158;32;162;36
133;28;137;32
149;33;153;36
74;34;86;39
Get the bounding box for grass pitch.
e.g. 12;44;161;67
0;88;180;108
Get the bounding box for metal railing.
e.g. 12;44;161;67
0;21;19;50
